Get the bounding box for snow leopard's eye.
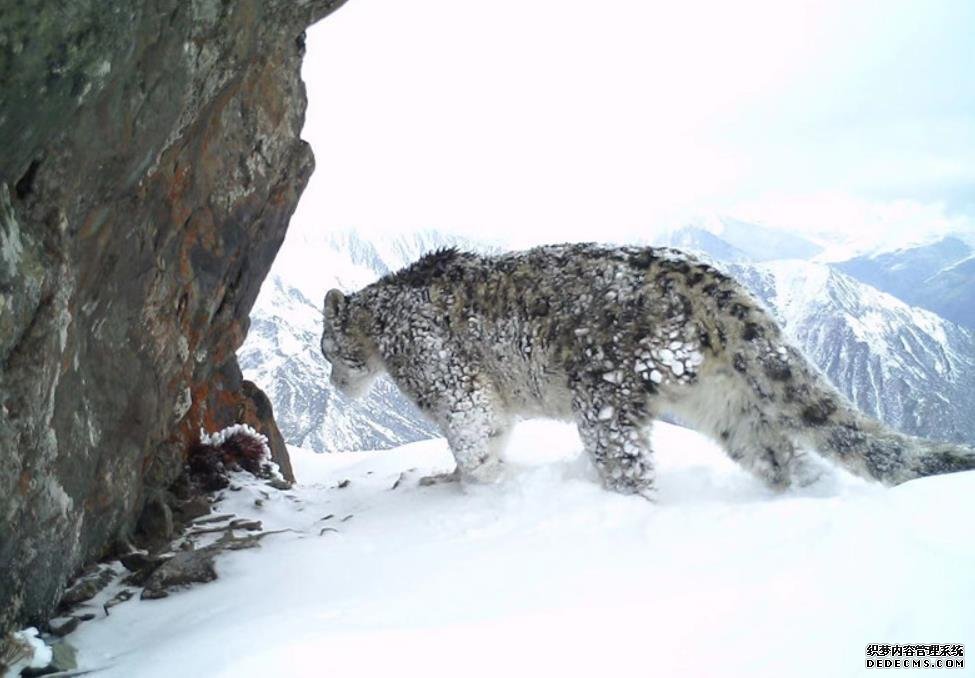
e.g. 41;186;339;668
320;323;341;362
321;323;367;371
320;336;337;360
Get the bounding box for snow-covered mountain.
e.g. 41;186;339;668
239;228;496;452
731;261;975;445
660;216;823;262
835;236;975;330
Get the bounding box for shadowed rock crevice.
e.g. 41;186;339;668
0;0;345;638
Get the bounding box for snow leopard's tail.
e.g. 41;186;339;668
672;253;974;487
788;371;975;486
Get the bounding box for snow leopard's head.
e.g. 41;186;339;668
321;289;381;398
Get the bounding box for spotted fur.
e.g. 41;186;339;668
320;243;975;497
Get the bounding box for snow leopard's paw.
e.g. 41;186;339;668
418;468;461;487
605;475;656;502
462;457;505;485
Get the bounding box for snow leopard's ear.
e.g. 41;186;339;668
324;288;346;321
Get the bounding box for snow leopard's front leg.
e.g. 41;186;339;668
573;380;656;499
438;395;510;485
383;328;510;486
415;400;510;487
415;365;509;484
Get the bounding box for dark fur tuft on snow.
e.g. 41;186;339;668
186;426;275;492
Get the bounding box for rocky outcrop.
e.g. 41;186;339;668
0;0;345;636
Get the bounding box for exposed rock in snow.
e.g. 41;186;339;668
2;627;52;676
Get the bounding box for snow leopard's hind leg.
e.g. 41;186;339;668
573;380;657;499
721;414;821;490
680;374;822;490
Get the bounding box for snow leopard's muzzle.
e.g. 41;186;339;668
328;363;372;398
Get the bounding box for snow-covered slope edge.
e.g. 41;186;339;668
68;421;975;677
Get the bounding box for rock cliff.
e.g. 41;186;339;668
0;0;344;635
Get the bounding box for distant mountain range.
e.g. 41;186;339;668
834;236;975;330
662;217;823;262
240;220;975;451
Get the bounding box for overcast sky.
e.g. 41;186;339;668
297;0;975;254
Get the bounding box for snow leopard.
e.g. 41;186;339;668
319;243;975;498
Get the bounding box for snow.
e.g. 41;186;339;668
65;420;975;677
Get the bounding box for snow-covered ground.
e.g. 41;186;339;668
71;421;974;677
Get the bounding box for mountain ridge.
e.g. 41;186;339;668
834;236;975;329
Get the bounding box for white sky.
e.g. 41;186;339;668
298;0;975;254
